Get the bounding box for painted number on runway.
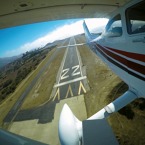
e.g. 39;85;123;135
60;65;80;80
72;65;80;76
60;68;70;80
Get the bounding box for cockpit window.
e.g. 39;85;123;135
105;14;122;37
126;1;145;34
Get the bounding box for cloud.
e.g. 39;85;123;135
85;18;108;33
4;18;108;57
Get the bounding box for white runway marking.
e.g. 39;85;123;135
60;68;70;80
78;81;87;95
72;65;80;76
74;38;83;77
65;85;74;98
54;76;87;88
53;88;60;101
57;43;86;48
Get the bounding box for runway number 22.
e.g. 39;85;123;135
60;65;80;80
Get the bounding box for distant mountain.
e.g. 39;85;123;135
0;55;21;68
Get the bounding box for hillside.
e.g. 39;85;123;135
0;45;55;103
0;56;21;68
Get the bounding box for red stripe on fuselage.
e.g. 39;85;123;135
96;44;145;76
105;46;145;62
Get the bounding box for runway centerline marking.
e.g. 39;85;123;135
54;76;87;88
58;38;83;84
74;38;83;77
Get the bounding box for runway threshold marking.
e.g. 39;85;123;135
65;85;74;98
54;76;86;88
78;81;87;95
53;88;60;101
52;81;86;101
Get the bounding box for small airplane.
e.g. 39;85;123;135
58;0;145;144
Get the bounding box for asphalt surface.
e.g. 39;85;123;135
5;37;89;124
59;38;82;83
53;37;87;99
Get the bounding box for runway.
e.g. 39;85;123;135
8;36;89;144
51;37;88;101
7;37;89;124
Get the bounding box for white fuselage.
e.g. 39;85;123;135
90;0;145;97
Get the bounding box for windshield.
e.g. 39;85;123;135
126;1;145;34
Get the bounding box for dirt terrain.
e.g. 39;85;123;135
76;34;145;145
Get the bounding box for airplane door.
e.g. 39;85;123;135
125;0;145;96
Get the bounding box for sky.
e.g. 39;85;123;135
0;18;108;58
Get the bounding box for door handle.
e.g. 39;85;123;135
132;37;145;43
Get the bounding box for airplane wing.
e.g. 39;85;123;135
0;0;132;29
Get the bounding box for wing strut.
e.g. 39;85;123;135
58;90;138;145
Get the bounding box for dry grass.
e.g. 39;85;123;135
21;48;65;109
